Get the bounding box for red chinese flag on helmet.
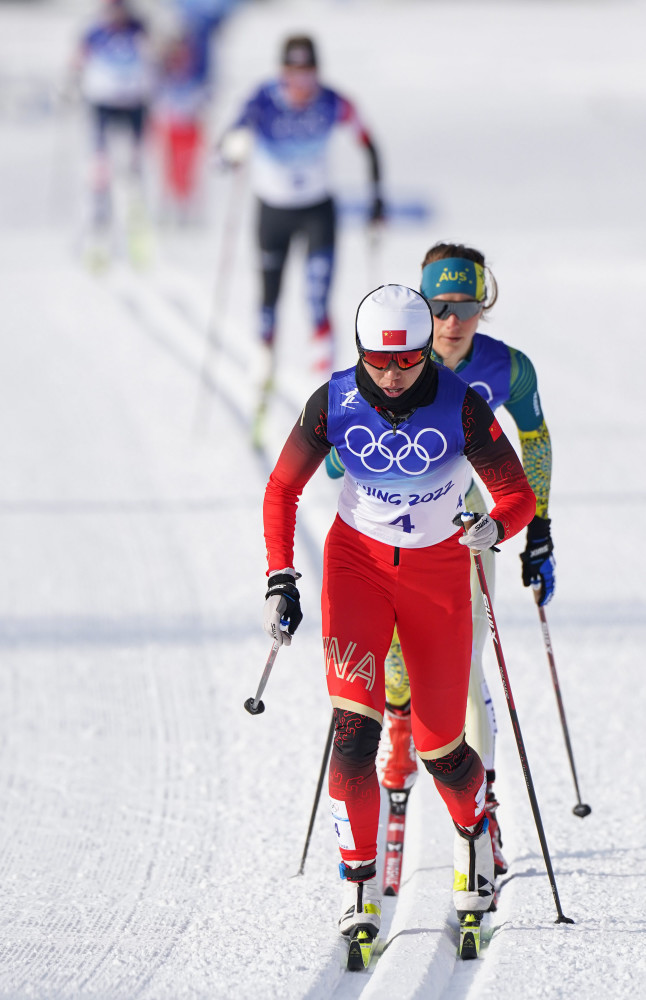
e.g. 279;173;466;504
382;330;407;346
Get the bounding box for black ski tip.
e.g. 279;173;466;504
346;940;364;972
244;697;265;715
459;912;482;960
572;803;591;818
346;928;377;972
384;886;397;897
460;931;478;960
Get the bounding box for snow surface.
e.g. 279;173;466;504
0;0;645;997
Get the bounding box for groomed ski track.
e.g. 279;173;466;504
0;246;505;999
2;0;646;996
0;242;580;998
101;260;501;1000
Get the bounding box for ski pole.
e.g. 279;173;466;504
295;712;335;876
533;588;591;818
244;639;281;716
193;163;248;434
461;513;574;924
366;221;383;288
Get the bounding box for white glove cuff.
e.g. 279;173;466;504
458;514;499;552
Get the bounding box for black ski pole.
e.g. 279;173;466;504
295;712;335;876
461;514;574;924
533;588;591;818
244;640;281;716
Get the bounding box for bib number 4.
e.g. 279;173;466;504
388;480;455;534
389;514;415;533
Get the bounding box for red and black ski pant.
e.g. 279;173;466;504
322;515;486;862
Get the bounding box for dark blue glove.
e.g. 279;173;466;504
520;516;555;606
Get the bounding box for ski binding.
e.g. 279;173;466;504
458;912;482;960
346;927;378;971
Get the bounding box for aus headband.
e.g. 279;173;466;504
420;257;486;301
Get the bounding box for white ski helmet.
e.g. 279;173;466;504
355;284;433;353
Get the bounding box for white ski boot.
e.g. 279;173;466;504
338;860;381;937
453;819;496;915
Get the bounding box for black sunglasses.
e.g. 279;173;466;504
428;300;483;321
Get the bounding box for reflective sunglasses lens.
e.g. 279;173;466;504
361;350;392;369
396;350;425;369
430;300;482;320
361;349;426;369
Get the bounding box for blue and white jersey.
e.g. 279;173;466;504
172;0;238;84
327;367;470;548
155;74;207;122
81;19;153;107
444;333;511;411
232;81;365;208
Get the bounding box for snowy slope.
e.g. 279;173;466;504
0;0;645;998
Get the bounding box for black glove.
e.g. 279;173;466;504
369;195;385;223
263;571;303;646
520;516;555;606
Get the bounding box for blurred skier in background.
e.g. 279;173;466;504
325;243;555;889
72;0;154;264
168;0;238;90
216;34;384;388
154;28;211;223
154;0;237;222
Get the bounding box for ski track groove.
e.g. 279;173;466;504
100;262;508;1000
0;500;221;997
110;264;327;585
0;260;230;997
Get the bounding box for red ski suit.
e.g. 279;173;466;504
263;365;535;861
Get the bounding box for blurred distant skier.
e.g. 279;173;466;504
154;0;238;222
73;0;154;264
154;29;210;223
168;0;238;89
217;34;384;383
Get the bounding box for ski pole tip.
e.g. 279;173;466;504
244;697;265;715
572;803;592;818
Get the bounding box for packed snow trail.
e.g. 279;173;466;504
0;228;628;1000
1;0;646;997
0;240;469;1000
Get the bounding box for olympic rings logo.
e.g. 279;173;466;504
469;380;493;403
345;424;448;475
